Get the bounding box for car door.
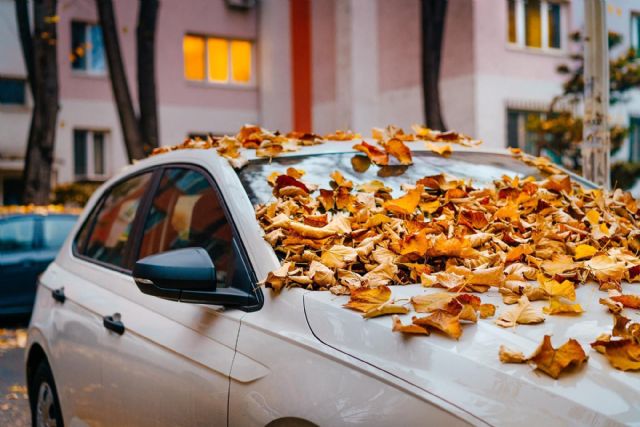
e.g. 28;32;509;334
0;215;38;314
43;171;154;426
98;166;246;426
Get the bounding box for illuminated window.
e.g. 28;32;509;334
507;0;563;50
71;21;106;74
183;35;253;84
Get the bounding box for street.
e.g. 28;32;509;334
0;318;30;427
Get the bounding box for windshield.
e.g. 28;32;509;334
238;151;572;206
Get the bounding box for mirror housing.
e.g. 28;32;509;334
133;247;255;307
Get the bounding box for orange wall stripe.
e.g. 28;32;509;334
290;0;312;132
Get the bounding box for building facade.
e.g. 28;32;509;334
1;0;639;204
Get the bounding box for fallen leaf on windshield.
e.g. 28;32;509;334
496;295;545;328
391;315;430;335
384;138;413;165
353;141;389;165
425;142;452;157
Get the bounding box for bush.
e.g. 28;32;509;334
51;181;102;207
611;162;640;190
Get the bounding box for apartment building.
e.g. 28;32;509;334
1;0;639;204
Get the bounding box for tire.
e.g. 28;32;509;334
29;360;64;427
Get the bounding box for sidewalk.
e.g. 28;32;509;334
0;322;30;427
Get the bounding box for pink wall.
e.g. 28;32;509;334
377;0;421;92
312;0;336;104
441;0;475;79
58;0;258;109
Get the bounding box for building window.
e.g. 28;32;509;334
74;129;109;180
0;77;26;105
507;0;563;50
630;116;640;162
183;35;253;85
632;14;640;57
71;21;106;74
507;109;559;158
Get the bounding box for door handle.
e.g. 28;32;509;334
51;287;66;304
103;313;125;335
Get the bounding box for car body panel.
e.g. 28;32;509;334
304;284;640;426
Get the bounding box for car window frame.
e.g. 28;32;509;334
129;163;263;311
71;167;162;275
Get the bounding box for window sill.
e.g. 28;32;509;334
185;80;257;91
71;71;108;80
505;43;568;57
0;104;30;113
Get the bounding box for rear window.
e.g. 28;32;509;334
238;151;552;205
0;217;35;252
43;216;77;249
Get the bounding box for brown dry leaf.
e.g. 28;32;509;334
425;142;452;157
611;294;640;310
496;295;545;328
308;261;336;287
383;185;424;215
479;304;496;318
590;339;640;371
344;286;392;312
529;335;588;379
353;141;389;165
262;262;294;292
585;255;626;282
320;245;358;269
413;310;463;339
391;315;430;335
363;301;409;319
385;138;413;165
538;275;576;301
499;345;527;363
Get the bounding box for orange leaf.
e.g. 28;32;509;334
611;294;640;309
391;315;430;335
383;185;423;215
353;141;389;165
385;138;413;165
344;286;392;313
425;142;452;157
413;310;463;339
590;339;640;371
529;335;587;379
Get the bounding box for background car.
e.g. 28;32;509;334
0;212;77;316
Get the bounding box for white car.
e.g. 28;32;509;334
26;143;639;427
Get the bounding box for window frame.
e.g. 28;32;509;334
71;163;263;311
183;33;256;87
506;0;566;53
70;20;107;76
73;128;110;181
0;76;28;107
631;12;640;58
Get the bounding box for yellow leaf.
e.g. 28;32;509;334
424;142;452;157
320;245;358;269
574;244;597;260
529;335;588;379
585;209;600;225
383;185;423;215
496;295;545;328
363;302;409;319
391;315;430;335
344;286;392;313
543;297;584;315
413;310;463;339
499;345;527;363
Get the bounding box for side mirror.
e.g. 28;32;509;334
133;247;253;307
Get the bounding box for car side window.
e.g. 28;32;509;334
83;172;152;268
43;216;77;249
137;168;235;288
0;217;35;252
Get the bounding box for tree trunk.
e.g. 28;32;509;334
137;0;160;154
421;0;447;131
20;0;59;205
96;0;146;161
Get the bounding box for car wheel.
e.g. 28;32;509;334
29;360;63;427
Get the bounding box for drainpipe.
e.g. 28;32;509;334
582;0;610;189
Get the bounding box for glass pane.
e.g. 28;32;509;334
43;217;77;249
631;118;640;162
138;169;234;287
0;78;26;105
0;218;35;252
71;21;87;70
74;130;88;177
525;0;542;48
507;0;517;43
94;132;105;175
230;40;251;83
85;173;152;268
548;3;561;48
183;35;206;80
89;24;106;72
507;110;519;148
208;38;229;82
635;15;640;57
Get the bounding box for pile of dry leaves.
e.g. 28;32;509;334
254;142;639;377
0;204;82;216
